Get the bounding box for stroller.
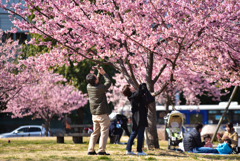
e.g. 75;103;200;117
164;111;186;150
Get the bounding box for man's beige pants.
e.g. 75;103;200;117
88;114;110;153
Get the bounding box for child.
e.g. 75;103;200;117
203;134;213;148
216;139;233;154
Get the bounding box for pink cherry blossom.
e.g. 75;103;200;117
0;30;88;136
1;0;240;147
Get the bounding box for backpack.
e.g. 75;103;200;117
141;89;155;106
66;122;71;130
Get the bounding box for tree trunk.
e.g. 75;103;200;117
145;101;160;149
77;107;84;124
145;80;159;149
164;96;170;140
44;119;50;136
145;52;159;149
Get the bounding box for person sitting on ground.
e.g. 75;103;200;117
114;114;131;144
109;120;123;144
216;139;233;154
183;122;218;153
203;134;213;148
217;122;238;148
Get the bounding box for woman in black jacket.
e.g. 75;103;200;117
122;83;148;156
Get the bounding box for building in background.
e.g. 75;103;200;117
0;0;29;44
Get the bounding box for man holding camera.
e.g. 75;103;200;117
86;66;111;155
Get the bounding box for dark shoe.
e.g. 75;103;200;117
88;151;97;155
98;152;110;155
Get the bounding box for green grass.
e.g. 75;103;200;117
0;136;240;161
48;155;58;159
145;157;157;160
98;156;112;160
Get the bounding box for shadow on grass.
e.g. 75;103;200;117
190;153;240;160
155;152;188;158
149;150;240;161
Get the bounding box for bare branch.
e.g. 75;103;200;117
153;64;167;83
118;58;138;89
72;0;91;20
126;58;139;88
122;40;139;87
141;56;147;69
149;1;168;28
117;28;160;56
227;51;240;71
152;82;168;97
214;36;240;53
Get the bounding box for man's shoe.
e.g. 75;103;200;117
137;151;147;156
126;151;136;155
98;152;110;155
88;151;97;155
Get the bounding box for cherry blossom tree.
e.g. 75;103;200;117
3;69;88;136
1;0;240;148
0;30;87;135
0;29;33;110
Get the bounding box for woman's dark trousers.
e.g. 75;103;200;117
126;126;145;152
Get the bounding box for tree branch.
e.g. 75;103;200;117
141;56;147;69
146;52;153;85
2;6;120;69
126;58;139;88
122;40;139;87
227;51;240;71
153;64;167;83
169;35;186;81
152;82;168;97
214;36;240;53
118;58;138;89
117;28;160;55
149;1;168;29
72;0;91;20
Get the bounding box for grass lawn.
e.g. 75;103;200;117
0;136;239;161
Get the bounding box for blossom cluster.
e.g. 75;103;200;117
0;29;87;119
1;0;240;107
